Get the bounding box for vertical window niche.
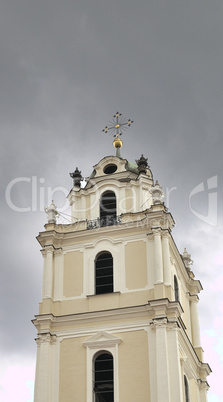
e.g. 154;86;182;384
184;375;190;402
174;275;179;302
83;331;121;402
95;252;113;295
100;191;116;227
93;352;114;402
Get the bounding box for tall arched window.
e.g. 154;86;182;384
95;252;113;295
100;191;116;227
174;275;179;302
93;352;114;402
184;375;189;402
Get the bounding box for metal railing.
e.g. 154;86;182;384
87;215;121;229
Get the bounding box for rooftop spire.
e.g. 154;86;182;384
102;111;134;156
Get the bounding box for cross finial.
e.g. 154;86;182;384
102;112;134;152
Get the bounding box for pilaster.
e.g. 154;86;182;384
151;318;171;402
41;246;54;299
198;379;209;402
190;295;201;349
167;322;184;401
53;248;63;301
162;231;171;286
34;333;57;402
152;228;163;284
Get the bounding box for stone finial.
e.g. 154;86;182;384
150;180;164;205
182;248;193;270
70;167;82;188
135;154;149;174
44;200;59;224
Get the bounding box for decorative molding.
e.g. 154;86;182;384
146;232;154;241
41;245;54;258
150;318;179;332
197;379;210;391
83;330;122;349
54;248;63;256
151;227;162;236
189;293;199;302
35;332;57;346
162;230;170;239
167;321;179;331
150;318;168;330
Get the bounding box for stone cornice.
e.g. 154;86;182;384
33;298;183;334
148;298;184;318
37;208;175;248
71;174;138;198
33;304;154;333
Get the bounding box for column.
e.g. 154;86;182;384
162;231;171;285
190;295;201;348
41;246;54;299
53;248;63;300
151;318;171;402
152;229;163;283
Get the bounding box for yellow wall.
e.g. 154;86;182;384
63;251;83;297
117;330;150;401
59;337;86;401
125;241;147;289
190;378;198;401
125;188;134;212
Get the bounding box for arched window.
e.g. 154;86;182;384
174;275;179;302
93;352;114;402
184;375;189;402
95;252;113;295
100;191;116;227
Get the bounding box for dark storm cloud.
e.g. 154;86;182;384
0;0;222;398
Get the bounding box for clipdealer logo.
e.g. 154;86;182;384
189;175;218;227
5;176;70;213
5;175;218;226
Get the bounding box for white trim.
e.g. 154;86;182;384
84;239;122;296
83;331;122;402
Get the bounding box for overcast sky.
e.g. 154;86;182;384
0;1;223;400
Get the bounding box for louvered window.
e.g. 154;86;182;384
174;275;179;302
184;375;189;402
100;191;116;227
95;252;113;295
93;352;114;402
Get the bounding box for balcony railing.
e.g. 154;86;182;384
87;216;121;229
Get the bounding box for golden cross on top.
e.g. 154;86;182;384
102;112;134;138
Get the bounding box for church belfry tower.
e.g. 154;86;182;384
33;114;211;402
